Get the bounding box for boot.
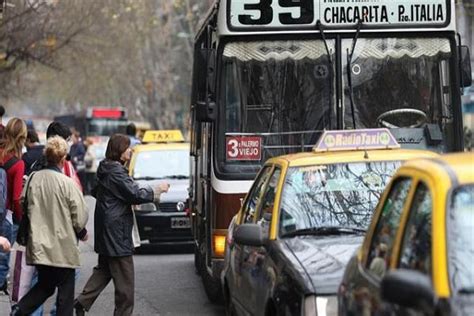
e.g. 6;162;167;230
74;300;86;316
10;305;25;316
0;279;8;295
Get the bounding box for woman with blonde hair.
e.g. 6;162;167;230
11;136;88;315
0;118;27;293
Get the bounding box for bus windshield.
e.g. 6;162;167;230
342;37;454;149
88;119;128;136
221;39;335;151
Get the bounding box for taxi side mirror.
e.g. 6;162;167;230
460;45;472;88
196;101;216;122
381;269;436;313
234;224;266;247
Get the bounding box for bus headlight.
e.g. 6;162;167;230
133;203;157;212
303;295;338;316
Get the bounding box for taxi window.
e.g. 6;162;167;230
366;178;412;278
398;183;432;275
448;184;474;294
256;168;281;237
242;167;272;224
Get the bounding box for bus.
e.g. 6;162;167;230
54;107;128;138
189;0;472;302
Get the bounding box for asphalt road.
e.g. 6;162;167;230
75;196;224;316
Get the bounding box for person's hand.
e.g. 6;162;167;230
80;233;89;242
0;237;11;253
157;182;170;193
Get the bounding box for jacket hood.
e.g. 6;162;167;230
284;235;363;295
96;160;126;182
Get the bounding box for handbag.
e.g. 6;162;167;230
17;173;35;246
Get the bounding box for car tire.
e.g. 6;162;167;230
194;244;201;275
200;260;223;304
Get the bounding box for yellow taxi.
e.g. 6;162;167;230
339;153;474;316
221;129;439;316
129;130;192;247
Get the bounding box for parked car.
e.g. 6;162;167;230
338;152;474;316
221;129;438;316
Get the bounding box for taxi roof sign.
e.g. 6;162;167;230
142;130;184;143
313;129;400;152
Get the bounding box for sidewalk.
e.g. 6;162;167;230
0;292;10;314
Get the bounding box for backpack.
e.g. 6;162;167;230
0;156;20;233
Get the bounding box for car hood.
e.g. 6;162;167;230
283;235;363;295
135;179;188;203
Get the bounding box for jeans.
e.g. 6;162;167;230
30;269;81;316
0;219;18;286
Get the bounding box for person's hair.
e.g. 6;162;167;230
44;136;68;166
26;130;39;144
0;105;5;117
105;134;130;162
0;118;27;159
126;123;136;137
46;121;72;140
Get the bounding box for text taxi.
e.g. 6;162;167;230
221;129;438;316
129;130;192;247
339;152;474;316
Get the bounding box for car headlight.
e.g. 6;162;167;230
133;203;157;212
303;295;338;316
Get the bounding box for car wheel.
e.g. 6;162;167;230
194;244;201;275
201;267;224;304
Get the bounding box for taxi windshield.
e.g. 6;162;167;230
132;149;189;180
448;184;474;294
279;161;401;236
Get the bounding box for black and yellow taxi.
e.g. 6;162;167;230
221;129;438;316
129;130;192;246
339;152;474;316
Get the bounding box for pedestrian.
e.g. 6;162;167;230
70;130;86;189
75;134;169;316
10;136;89;316
0;118;27;294
22;130;45;175
0;105;6;139
83;138;97;195
126;123;141;147
26;122;84;316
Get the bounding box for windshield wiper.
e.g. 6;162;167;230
164;175;189;179
346;19;363;129
458;288;474;295
317;20;333;129
133;176;164;181
282;226;365;238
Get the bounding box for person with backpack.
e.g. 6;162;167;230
0;118;27;294
10;136;88;316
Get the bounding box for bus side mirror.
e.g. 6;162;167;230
460;45;472;87
196;101;216;122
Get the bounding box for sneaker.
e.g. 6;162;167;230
0;280;8;295
10;305;23;316
74;300;85;316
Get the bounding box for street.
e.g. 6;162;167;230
76;196;224;316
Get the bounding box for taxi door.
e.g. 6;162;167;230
344;175;414;315
230;165;274;314
240;166;282;315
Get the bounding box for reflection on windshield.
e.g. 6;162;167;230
342;38;452;130
221;40;335;162
448;184;474;293
279;161;401;236
89;119;128;136
132;150;189;179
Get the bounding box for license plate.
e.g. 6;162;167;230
171;217;190;229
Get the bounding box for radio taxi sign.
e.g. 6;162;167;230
226;136;262;161
228;0;448;30
314;129;400;152
142;130;185;143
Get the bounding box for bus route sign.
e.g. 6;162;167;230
228;0;448;29
226;136;262;161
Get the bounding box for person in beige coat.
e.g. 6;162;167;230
11;136;89;316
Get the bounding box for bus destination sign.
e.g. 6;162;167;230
226;136;262;161
229;0;448;29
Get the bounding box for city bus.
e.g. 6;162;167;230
189;0;472;302
54;107;128;138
